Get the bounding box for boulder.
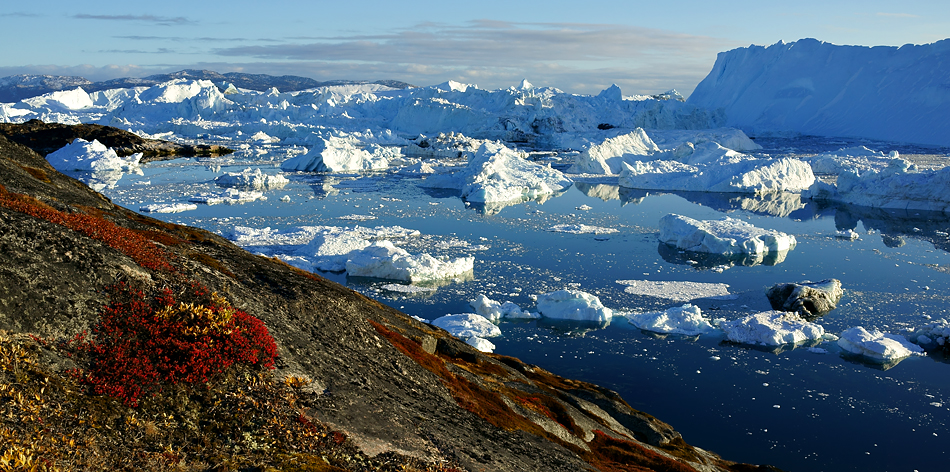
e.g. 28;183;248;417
766;279;843;318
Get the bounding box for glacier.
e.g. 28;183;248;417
687;38;950;148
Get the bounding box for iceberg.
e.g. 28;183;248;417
421;141;573;203
470;294;539;322
431;313;502;339
139;203;198;213
720;311;825;346
546;224;618;235
618;153;815;194
687;38;950;147
45;138;141;172
803;159;950;212
214;168;289;190
907;318;950;351
805;146;904;175
567;128;659;174
535;289;612;322
189;188;266;205
280;137;391;172
626;304;717;336
658;213;796;257
837;326;924;363
344;241;474;282
615;280;734;303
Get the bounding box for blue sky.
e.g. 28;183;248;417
2;0;947;96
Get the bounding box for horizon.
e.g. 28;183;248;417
2;0;949;96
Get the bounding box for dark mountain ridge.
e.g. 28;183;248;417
0;69;415;102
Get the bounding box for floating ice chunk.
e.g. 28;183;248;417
214;168;289;190
189;188;266;205
21;87;94;110
466;336;496;353
619;155;814;194
615;279;735;302
379;283;437;293
431;313;502;339
404;132;482;159
345;240;474;282
806;146;902;174
658;214;796;256
251;131;279;143
139;202;198;213
546;224;618;234
567;128;659;174
45;138;142;172
907;318;950;350
804;159;950;212
535;289;612;322
837;326;924;363
280;137;389;172
836;229;860;240
305;231;373;272
421;141;573;203
470;294;539;322
337;214;377;221
626;304;717;335
720;311;825;346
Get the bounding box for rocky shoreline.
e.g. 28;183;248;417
0;125;780;471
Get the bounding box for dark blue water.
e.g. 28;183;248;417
98;145;950;472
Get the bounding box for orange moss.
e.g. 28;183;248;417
579;430;699;472
17;163;51;183
0;185;174;272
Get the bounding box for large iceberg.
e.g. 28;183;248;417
421;141;573;203
658;213;797;257
720;311;825;346
344;241;474;282
535;289;613;322
280;137;393;172
45;138;141;172
567;128;659;174
215;168;289;190
687;38;950;147
626;304;717;336
837;326;924;363
618;153;815;194
803;158;950;212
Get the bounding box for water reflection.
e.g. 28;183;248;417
657;242;792;269
597;185;810;218
829;202;950;253
719;338;825;355
535;318;610;336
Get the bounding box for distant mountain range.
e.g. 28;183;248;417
0;69;415;102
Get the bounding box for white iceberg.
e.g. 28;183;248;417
214;167;289;190
280;137;390;172
466;336;497;353
908;318;950;350
345;240;474;282
804;159;950;212
626;304;717;335
139;202;198;213
189;188;266;205
546;224;618;235
615;280;735;302
658;213;796;256
805;146;902;175
720;311;825;346
421;141;573;203
837;326;924;363
470;294;539;322
431;313;502;339
567;128;659;174
618;153;815;194
45;138;142;172
535;289;612;322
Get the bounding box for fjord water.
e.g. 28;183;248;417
97;138;950;472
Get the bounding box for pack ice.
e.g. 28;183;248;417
535;290;613;322
720;311;825;346
687;38;950;147
626;304;718;336
837;326;924;364
804;158;950;212
658;214;797;257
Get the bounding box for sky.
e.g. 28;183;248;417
2;0;948;96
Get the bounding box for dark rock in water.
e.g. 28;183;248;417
766;279;843;318
0;119;233;161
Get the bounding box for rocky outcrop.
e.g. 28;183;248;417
0;127;777;471
0;119;233;161
766;279;843;318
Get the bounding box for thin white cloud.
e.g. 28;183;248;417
72;14;193;26
876;12;920;19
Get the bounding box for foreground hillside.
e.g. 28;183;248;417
0;128;777;471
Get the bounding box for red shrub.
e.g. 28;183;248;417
72;282;278;406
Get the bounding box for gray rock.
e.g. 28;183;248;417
766;279;843;318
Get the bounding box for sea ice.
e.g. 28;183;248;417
421;141;573;203
431;313;502;339
658;214;797;257
139;203;198;213
837;326;924;363
626;304;717;335
470;294;539;322
344;241;474;282
720;311;825;346
546;224;618;235
535;289;612;322
615;280;735;302
805;146;903;175
189;188;267;205
45;138;142;172
214;167;289;190
907;318;950;350
803;159;950;212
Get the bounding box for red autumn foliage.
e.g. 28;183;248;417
71;282;278;406
0;185;174;271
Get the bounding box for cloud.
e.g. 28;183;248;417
72;14;193;26
875;12;920;19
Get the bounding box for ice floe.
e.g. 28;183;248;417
615;280;735;302
720;311;826;346
45;138;142;172
837;326;924;363
139;202;198;213
908;318;950;351
535;289;612;322
546;224;618;234
189;188;267;205
421;141;573;203
470;294;539;322
214;167;289;190
658;214;797;257
431;313;502;339
618;154;814;194
344;241;474;282
280;136;393;172
804;146;903;175
626;304;718;335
